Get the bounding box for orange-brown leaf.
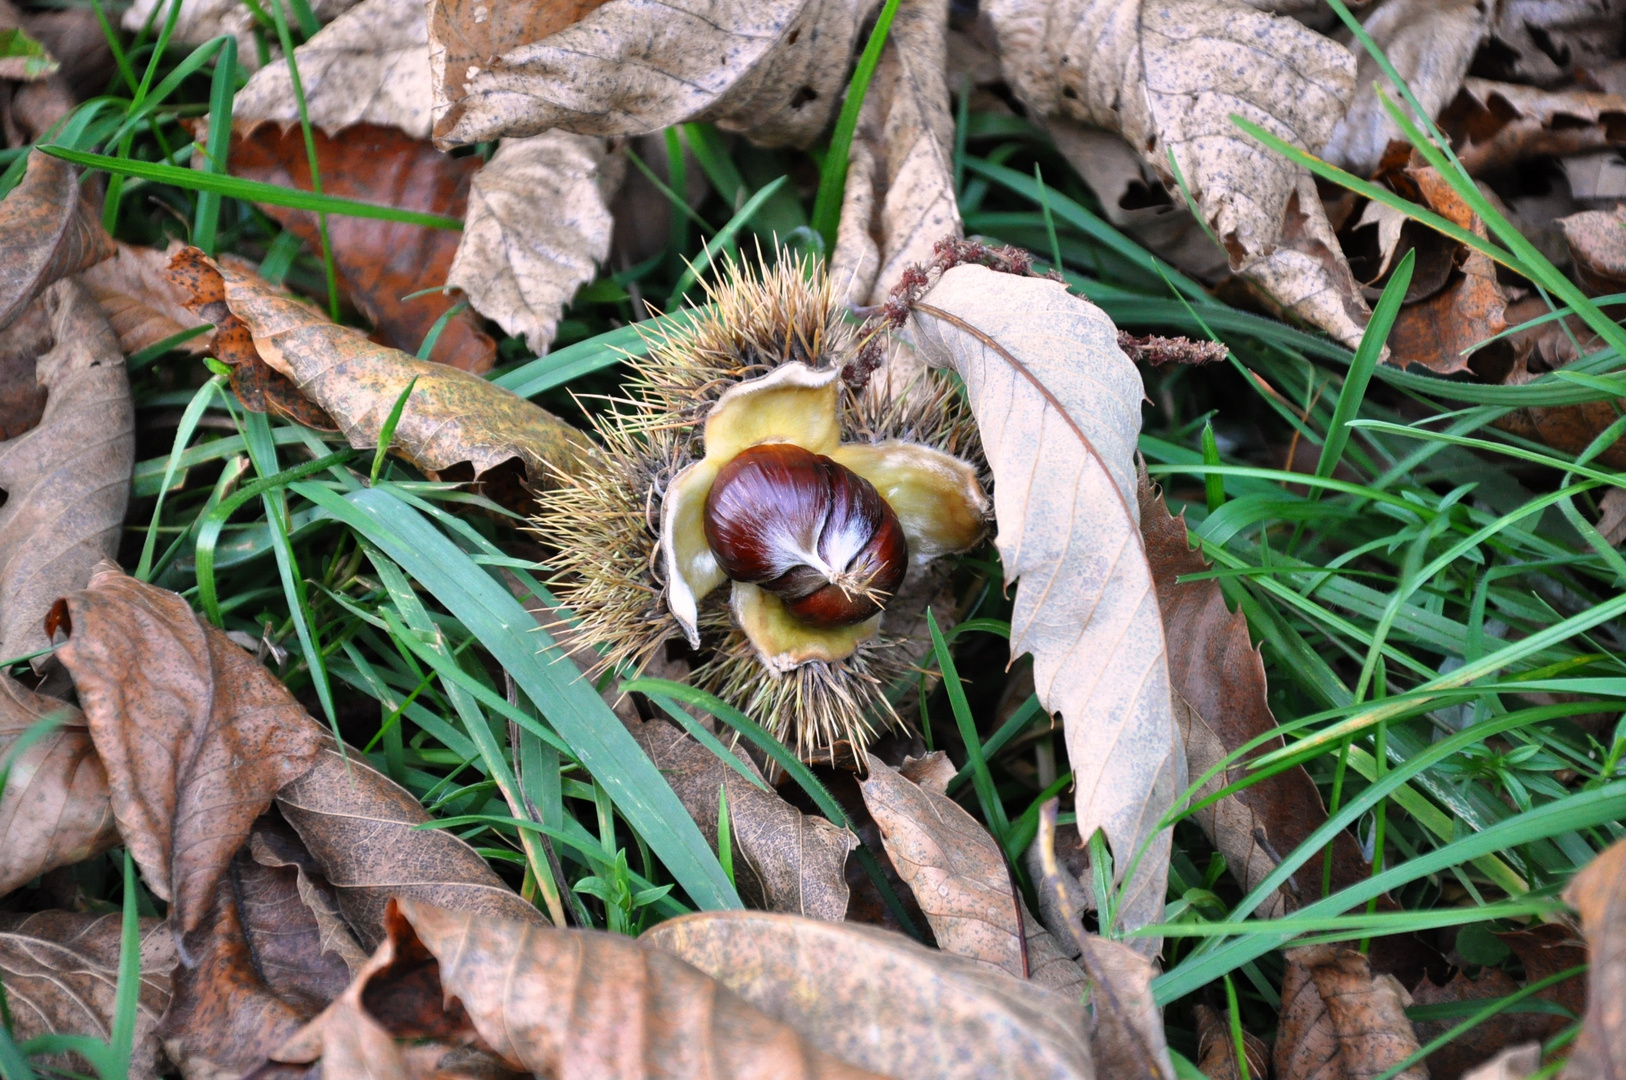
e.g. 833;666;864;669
0;151;113;331
1275;945;1427;1080
79;241;210;357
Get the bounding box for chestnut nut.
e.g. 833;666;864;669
703;443;908;629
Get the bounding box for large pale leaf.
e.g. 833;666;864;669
907;263;1179;945
0;911;175;1080
645;910;1095;1079
858;751;1083;992
0;278;132;667
0;672;116;898
1560;838;1626;1080
983;0;1367;348
55;564;326;937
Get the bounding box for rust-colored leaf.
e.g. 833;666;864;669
273;742;544;950
1195;1004;1270;1080
857;751;1083;993
633;717;854;922
274;898;889;1079
645;910;1095;1079
0;278;132;667
1139;472;1370;914
79;240;211;357
1558;838;1626;1080
222;122;495;373
1274;945;1428;1080
1493;298;1626;468
0;911;175;1080
54;563;327;937
0;672;117;898
0;151;113;331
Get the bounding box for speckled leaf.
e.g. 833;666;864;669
983;0;1366;348
908;264;1179;950
644;910;1096;1079
1274;945;1428;1080
0;278;132;667
0;151;113;332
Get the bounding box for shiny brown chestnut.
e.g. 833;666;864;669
703;442;908;629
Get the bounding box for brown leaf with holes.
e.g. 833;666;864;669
271;898;890;1079
54;563;326;937
0;911;176;1080
0;152;113;332
180;247;593;492
1443;80;1626;177
219;122;495;373
1387;166;1507;374
1275;945;1428;1080
1560;206;1626;297
645;909;1096;1079
1139;470;1370;915
0;278;132;668
0;672;116;898
80;241;211;357
274;742;544;950
858;751;1083;993
632;717;854;922
1557;838;1626;1080
1195;1004;1270;1080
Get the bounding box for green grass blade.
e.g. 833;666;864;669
928;608;1007;839
137;376;225;580
1316;248;1412;484
108;851;142;1079
667;176;789;308
193;35;237;254
369;376;419;485
809;0;901;252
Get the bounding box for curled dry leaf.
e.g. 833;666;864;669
829;0;961;307
447;130;619;354
0;278;133;667
0;911;176;1080
55;563;326;938
0;151;114;333
983;0;1367;349
427;0;871;151
1559;837;1626;1080
1138;471;1371;915
219;121;496;372
632;718;854;922
234;0;433;139
1442;79;1626;177
190;249;593;489
857;751;1083;992
1560;206;1626;296
275;898;889;1079
79;241;211;357
0;672;117;898
908;263;1179;947
1479;0;1626;86
274;742;544;950
645;910;1096;1079
1194;1004;1271;1080
1274;945;1427;1080
1321;0;1491;178
0;298;50;439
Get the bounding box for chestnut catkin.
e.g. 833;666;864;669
703;443;907;628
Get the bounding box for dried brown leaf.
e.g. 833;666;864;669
0;278;132;666
0;911;175;1080
908;263;1178;947
1559;838;1626;1079
273;743;543;950
1275;945;1427;1080
80;241;211;357
1322;0;1491;178
633;717;854;922
830;0;961;307
1195;1004;1270;1080
0;298;50;439
0;672;117;898
0;152;113;332
1138;472;1370;914
1443;79;1626;177
1479;0;1626;86
1560;206;1626;296
447;130;619;354
645;910;1096;1079
55;564;326;937
197;249;593;490
1409;965;1547;1080
984;0;1366;348
857;751;1083;992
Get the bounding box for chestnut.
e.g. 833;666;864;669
702;442;908;629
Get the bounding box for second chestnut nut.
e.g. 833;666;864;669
702;442;908;629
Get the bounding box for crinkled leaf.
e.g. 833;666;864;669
80;241;212;357
0;152;113;332
1274;945;1428;1080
